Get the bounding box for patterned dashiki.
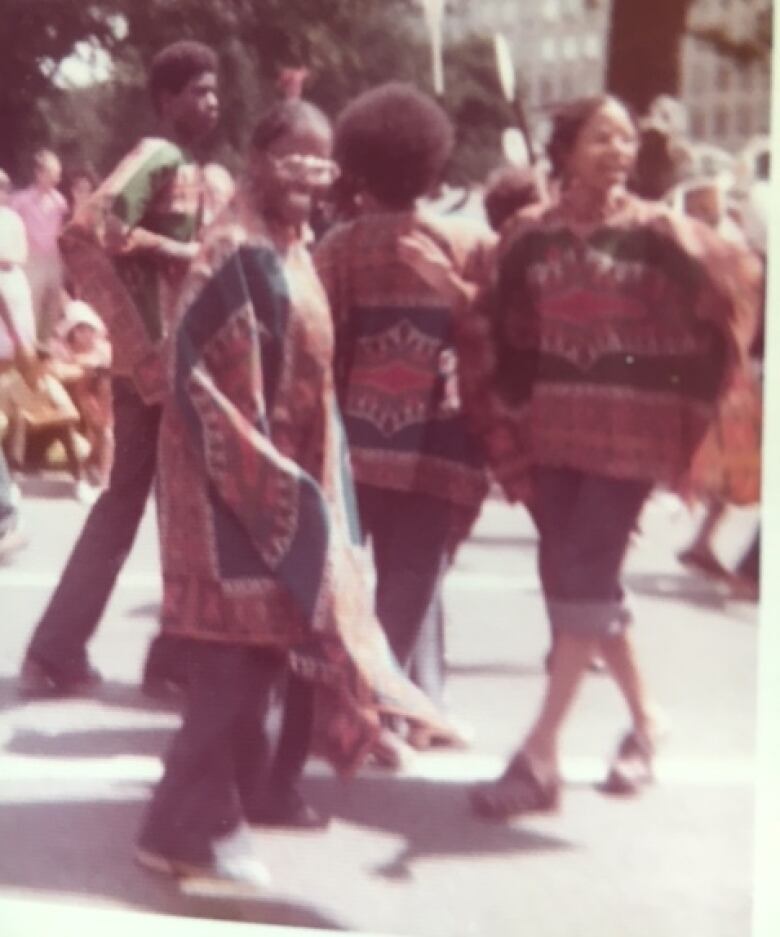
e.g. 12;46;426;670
58;137;208;403
314;210;494;525
455;192;762;502
156;203;455;774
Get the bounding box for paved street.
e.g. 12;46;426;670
0;475;763;937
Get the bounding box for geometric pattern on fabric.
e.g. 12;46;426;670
157;210;456;773
454;193;762;502
314;209;493;512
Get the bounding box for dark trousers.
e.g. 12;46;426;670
270;672;315;794
357;485;451;706
532;467;651;637
138;642;285;865
26;377;170;680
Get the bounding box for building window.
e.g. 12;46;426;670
539;75;554;104
714;106;730;137
543;0;560;20
583;33;600;59
562;36;577;60
736;107;753;136
691;62;707;94
561;71;574;98
690;107;707;138
716;62;731;90
541;37;557;61
740;65;754;90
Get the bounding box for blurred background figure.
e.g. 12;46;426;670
48;299;113;492
482;165;543;233
64;166;98;223
0;169;35;558
630;95;694;200
671;173;764;599
10;149;68;342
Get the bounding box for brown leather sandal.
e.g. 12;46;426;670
470;753;560;819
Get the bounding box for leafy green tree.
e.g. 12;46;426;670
0;0;124;179
1;0;515;188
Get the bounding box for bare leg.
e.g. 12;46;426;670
470;632;595;817
597;630;663;746
679;499;728;573
523;632;599;777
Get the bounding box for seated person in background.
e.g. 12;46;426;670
1;343;94;503
49;299;113;489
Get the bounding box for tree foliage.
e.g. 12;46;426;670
0;0;434;182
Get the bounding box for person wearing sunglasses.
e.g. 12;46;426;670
135;98;456;890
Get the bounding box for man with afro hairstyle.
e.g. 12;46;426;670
20;40;223;698
315;83;494;749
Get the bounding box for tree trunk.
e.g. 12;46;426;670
605;0;693;114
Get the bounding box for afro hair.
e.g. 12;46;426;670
149;40;218;113
334;82;454;209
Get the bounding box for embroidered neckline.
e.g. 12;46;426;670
556;185;631;229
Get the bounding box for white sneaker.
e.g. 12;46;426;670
189;825;271;895
73;480;100;505
137;827;271;898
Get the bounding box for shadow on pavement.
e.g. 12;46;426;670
128;603;162;620
301;772;573;880
465;533;538;548
16;474;78;501
624;571;750;614
0;677;184;717
0;799;351;931
7;725;174;759
447;660;542;678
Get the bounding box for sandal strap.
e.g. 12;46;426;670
472;753;559;818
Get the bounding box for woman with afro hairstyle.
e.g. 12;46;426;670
314;83;494;751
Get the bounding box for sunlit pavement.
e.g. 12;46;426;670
0;475;763;937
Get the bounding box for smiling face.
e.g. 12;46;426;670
161;70;220;145
566;98;639;195
251;117;335;228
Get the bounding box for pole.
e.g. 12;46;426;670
494;32;536;164
419;0;445;96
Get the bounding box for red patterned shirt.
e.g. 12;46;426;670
456;193;760;501
314;209;494;511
